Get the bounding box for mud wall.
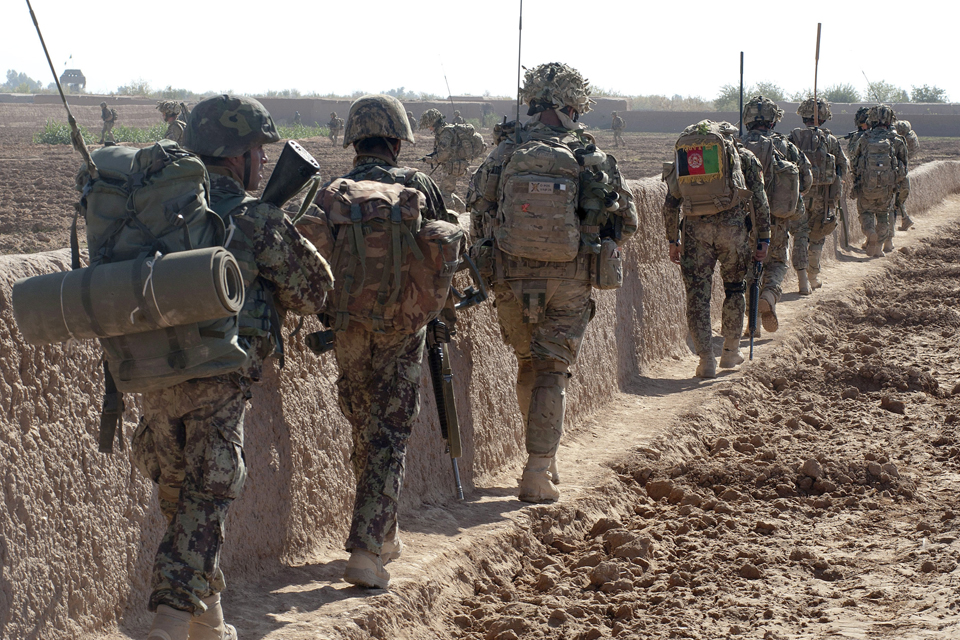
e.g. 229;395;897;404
1;162;958;639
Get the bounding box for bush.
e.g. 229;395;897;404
33;120;94;145
823;83;861;103
277;123;330;140
112;124;167;144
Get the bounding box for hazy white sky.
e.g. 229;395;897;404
5;0;954;102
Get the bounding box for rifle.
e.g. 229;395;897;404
837;183;850;249
515;0;523;145
748;260;763;360
426;254;488;500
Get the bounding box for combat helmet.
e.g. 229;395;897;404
156;100;180;117
100;101;107;107
867;104;895;127
797;97;832;122
855;106;870;127
343;94;415;148
418;108;444;131
743;95;784;129
183;94;280;158
331;112;338;118
520;62;595;116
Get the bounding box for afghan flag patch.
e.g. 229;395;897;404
677;143;722;180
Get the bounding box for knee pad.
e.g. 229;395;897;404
724;281;746;299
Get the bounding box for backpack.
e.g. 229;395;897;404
894;120;920;159
443;123;486;162
674;124;748;216
76;140;248;393
739;134;799;218
495;137;582;261
858;132;901;198
109;108;118;121
312;173;462;334
790;127;836;187
612;115;624;130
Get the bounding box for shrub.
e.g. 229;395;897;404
33;120;94;145
111;124;167;144
277;123;330;140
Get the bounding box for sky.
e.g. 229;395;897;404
4;0;955;103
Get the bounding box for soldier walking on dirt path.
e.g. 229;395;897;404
99;101;116;144
893;115;920;235
611;110;625;148
467;62;638;504
293;110;302;126
137;95;333;640
452;109;465;124
663;119;770;378
328;111;344;146
419;108;485;212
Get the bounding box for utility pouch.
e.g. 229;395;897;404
591;238;623;290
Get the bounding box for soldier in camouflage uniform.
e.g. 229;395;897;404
851;104;909;258
327;111;344;145
739;96;812;335
663;120;770;378
135;95;333;640
467;62;638;504
893;116;920;235
293;110;302;126
419;108;470;213
99;101;116;144
847;106;870;157
788;98;848;291
323;94;455;590
452;109;465;124
157;100;186;143
611;110;625;148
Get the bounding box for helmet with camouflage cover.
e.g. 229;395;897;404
797;97;832;122
418;108;444;131
867;104;895;127
453;110;461;116
855;106;870;127
743;95;784;128
520;62;595;116
183;94;280;158
342;94;415;148
330;112;338;118
156;100;180;117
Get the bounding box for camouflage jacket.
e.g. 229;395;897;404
662;143;770;243
847;128;868;157
328;117;344;133
208;168;333;359
850;126;909;196
164;119;185;144
101;107;116;123
467;121;638;246
611;115;625;131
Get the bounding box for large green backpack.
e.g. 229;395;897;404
76;140;248;396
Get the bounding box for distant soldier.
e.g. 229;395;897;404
406;110;417;144
293;110;302;126
452;109;465;124
99;101;116;144
327;111;344;145
156;100;185;144
847;106;870;156
611;110;625;148
419;108;485;212
788;98;848;291
893;116;920;233
850;104;909;258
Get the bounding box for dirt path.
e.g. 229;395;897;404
90;194;960;640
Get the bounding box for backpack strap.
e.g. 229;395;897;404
98;360;125;454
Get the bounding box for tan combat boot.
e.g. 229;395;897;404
797;269;812;295
758;290;779;333
549;456;560;485
864;232;880;258
718;337;744;369
883;237;894;253
809;270;822;290
519;455;560;503
189;594;237;640
900;216;914;231
696;354;717;378
147;605;191;640
343;549;390;589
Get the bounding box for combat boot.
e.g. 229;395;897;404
883;237;894;253
549;456;560;485
797;269;812;295
381;526;403;564
900;216;914;231
189;594;237;640
809;270;822;290
696;354;717;379
864;232;880;258
758;290;779;333
519;455;560;503
343;549;390;589
147;605;191;640
718;338;744;369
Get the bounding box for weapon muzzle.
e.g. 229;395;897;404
260;140;321;208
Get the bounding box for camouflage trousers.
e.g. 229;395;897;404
857;191;897;241
439;162;468;213
804;190;839;277
613;130;625;148
888;188;911;239
493;279;594;456
100;121;115;143
746;215;790;302
785;207;810;272
680;208;751;357
334;324;426;555
132;370;254;615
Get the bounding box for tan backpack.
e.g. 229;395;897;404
894;120;920;159
674;122;749;216
439;123;486;162
739;134;800;218
790;127;837;186
858;131;902;199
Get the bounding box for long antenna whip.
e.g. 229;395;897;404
440;59;456;117
861;70;881;103
813;23;822;127
515;0;522;144
738;51;744;137
25;0;97;178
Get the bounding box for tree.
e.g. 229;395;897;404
2;70;42;92
116;78;152;96
713;84;741;111
911;84;948;103
823;83;860;103
864;80;909;103
753;82;786;102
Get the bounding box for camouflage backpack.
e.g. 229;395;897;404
894;120;920;159
790;127;836;187
673;121;749;216
739;134;800;218
857;131;902;199
308;168;462;334
441;123;486;162
110;108;118;121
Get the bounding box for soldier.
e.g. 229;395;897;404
406;109;417;143
893;116;920;234
157;100;185;144
739;96;812;334
850;104;909;258
467;62;638;503
419;108;481;212
99;101;116;144
663;120;770;378
293;110;302;126
452;109;465;124
789;98;848;291
847;106;870;157
611;110;625;148
321;95;454;589
137;95;333;640
327;111;344;145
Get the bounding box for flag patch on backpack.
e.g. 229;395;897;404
677;143;722;180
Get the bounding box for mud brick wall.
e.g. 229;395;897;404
1;161;958;638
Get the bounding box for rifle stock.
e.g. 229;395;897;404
748;261;763;360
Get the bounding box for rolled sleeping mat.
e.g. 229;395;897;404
12;246;245;346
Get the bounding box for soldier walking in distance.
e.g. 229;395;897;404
327;111;344;145
99;101;116;144
788;98;847;291
318;95;455;590
893;114;920;235
157;100;185;143
663;120;770;378
136;95;333;640
739;96;811;335
850;104;909;258
419;108;485;212
467;62;637;503
293;110;302;126
452;109;465;124
611;110;625;148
